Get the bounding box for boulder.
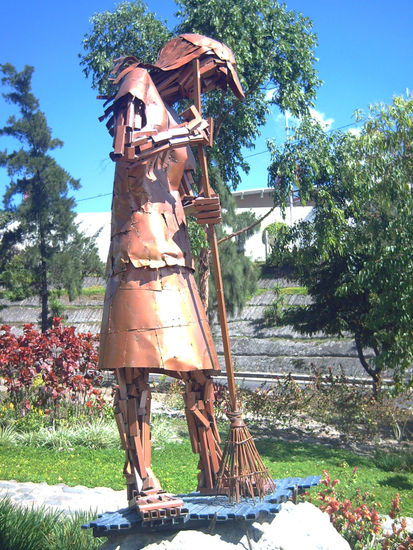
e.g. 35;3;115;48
99;501;350;550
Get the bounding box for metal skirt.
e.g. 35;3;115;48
98;264;220;372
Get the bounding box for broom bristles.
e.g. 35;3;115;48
215;411;275;502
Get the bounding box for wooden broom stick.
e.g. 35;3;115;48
192;59;275;503
192;58;239;415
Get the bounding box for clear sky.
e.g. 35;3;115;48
1;0;412;213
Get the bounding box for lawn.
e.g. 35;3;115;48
1;435;412;516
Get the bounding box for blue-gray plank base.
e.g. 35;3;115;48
82;476;320;538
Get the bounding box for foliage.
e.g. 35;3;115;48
263;221;294;267
160;367;413;444
244;375;308;426
175;0;320;187
304;368;413;443
187;216;208;257
267;95;413;395
188;169;260;314
48;229;105;302
0;498;102;550
263;283;286;326
208;236;259;316
80;0;320;189
0;64;104;331
302;470;413;550
210;173;260;314
80;0;171;96
0;320;104;418
223;368;413;444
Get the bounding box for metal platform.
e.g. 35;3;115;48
82;476;320;537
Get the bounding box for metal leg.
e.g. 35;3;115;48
114;368;160;503
114;368;185;518
183;371;222;491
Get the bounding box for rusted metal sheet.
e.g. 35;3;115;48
151;33;244;102
98;35;244;373
98;33;246;512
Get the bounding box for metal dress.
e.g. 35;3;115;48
98;67;219;373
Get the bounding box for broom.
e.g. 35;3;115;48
192;59;275;502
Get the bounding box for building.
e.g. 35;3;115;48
232;188;313;261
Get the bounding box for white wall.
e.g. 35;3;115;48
76;212;111;262
235;205;313;261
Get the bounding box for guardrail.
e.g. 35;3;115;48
215;371;394;387
146;371;393;388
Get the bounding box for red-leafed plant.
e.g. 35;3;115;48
302;470;412;549
0;319;104;418
381;493;413;550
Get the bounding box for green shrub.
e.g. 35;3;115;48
305;368;413;442
244;376;306;426
263;283;286;326
374;450;413;474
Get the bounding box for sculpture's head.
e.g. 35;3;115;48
150;33;245;103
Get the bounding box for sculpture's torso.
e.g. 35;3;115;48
99;67;218;373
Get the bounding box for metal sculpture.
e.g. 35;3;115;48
99;33;272;518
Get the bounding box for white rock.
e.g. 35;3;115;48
99;502;350;550
381;514;413;536
256;501;351;550
0;480;127;514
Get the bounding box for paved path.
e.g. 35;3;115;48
0;479;127;515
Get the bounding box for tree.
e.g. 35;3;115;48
0;64;104;332
79;0;171;96
175;0;320;187
79;0;320;310
267;95;413;396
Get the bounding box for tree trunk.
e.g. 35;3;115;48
198;247;211;312
39;228;49;333
371;371;382;400
355;335;382;399
217;204;277;245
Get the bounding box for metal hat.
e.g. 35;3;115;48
154;33;245;100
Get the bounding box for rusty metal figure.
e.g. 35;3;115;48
98;34;244;518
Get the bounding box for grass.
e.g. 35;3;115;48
81;286;105;297
0;498;102;550
252;287;268;297
49;285;105;302
1;431;412;516
252;285;308;298
279;286;307;295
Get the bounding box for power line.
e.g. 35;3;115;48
77;192;112;203
75;120;361;203
244;121;361;160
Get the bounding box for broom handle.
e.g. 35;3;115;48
192;59;238;413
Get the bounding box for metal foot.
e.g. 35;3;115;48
130;490;188;523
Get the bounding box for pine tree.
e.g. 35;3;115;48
0;63;103;331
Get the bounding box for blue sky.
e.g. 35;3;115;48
1;0;412;213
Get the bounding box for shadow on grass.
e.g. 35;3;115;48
378;475;413;491
254;437;370;468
